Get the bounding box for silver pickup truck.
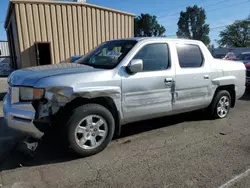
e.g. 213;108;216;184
3;38;246;156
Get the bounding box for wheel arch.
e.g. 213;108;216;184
212;84;236;107
56;96;122;137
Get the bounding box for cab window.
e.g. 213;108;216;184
133;43;170;71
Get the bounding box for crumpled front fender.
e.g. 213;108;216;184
37;86;122;120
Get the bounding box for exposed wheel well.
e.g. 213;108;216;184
214;85;236;107
55;97;121;137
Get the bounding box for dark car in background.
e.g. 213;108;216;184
233;52;250;89
234;52;250;64
245;62;250;89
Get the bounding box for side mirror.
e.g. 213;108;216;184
127;59;143;74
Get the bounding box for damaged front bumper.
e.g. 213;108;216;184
3;93;46;139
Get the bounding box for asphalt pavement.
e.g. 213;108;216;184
0;83;250;187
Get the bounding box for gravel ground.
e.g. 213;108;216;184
0;91;250;188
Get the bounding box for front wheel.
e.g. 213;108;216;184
209;90;231;119
67;104;115;157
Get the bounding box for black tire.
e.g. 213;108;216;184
209;90;231;119
67;104;115;157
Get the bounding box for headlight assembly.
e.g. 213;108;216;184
19;87;45;101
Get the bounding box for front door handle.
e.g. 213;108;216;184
204;75;209;79
164;78;173;84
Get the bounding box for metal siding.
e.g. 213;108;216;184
26;4;36;66
39;4;47;41
19;4;30;67
100;10;105;43
77;6;84;55
128;16;134;37
125;15;129;38
82;6;88;54
32;4;41;42
0;42;10;57
109;12;114;39
105;11;109;41
56;5;65;61
15;4;23;54
45;4;54;64
113;13;117;39
131;16;134;37
96;9;101;45
92;8;97;48
72;6;79;56
121;14;125;38
61;5;69;60
51;5;60;64
10;1;135;68
117;14;121;38
87;7;93;50
67;5;75;56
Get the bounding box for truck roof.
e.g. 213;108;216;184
110;37;203;44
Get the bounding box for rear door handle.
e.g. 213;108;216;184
204;75;209;79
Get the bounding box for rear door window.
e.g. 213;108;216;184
176;44;203;68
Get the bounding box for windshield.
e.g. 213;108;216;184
76;40;137;69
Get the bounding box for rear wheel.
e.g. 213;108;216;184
67;104;115;157
209;90;231;119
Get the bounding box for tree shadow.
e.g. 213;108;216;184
0;109;209;172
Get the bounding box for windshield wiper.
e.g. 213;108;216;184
82;62;115;69
79;62;96;68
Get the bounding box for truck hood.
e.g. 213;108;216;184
8;63;101;86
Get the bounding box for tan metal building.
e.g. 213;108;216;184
5;0;135;69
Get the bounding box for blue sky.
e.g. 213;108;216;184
0;0;249;46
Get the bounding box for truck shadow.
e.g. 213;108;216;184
0;110;209;172
0;92;6;101
239;90;250;101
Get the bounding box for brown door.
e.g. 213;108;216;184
35;43;52;66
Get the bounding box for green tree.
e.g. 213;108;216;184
218;20;250;47
135;14;166;37
176;5;210;45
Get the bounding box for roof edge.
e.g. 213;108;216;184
4;1;14;29
8;0;136;17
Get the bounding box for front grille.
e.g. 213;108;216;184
247;70;250;78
